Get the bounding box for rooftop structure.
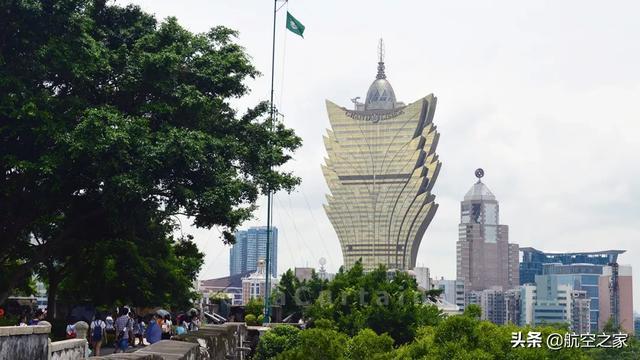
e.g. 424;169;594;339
519;247;625;285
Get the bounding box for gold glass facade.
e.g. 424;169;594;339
322;94;441;270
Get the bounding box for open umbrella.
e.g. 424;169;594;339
156;309;170;318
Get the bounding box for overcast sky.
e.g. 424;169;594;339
126;0;640;311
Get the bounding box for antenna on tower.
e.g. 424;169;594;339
378;38;385;63
376;38;386;79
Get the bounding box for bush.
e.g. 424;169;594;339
245;314;257;326
257;314;265;324
245;298;264;318
278;328;348;360
254;325;300;360
348;328;394;360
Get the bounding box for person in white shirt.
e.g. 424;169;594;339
90;314;107;356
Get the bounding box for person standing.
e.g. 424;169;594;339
161;314;172;340
114;308;133;353
105;314;115;346
145;314;162;344
132;316;145;346
90;314;107;356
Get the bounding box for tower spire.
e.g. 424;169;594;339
376;38;386;79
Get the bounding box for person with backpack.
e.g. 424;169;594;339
114;308;133;353
90;314;107;356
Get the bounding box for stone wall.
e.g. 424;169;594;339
94;340;200;360
49;338;88;360
172;322;252;360
0;324;50;360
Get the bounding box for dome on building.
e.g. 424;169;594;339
364;39;397;111
365;78;396;110
464;181;496;201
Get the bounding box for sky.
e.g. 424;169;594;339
126;0;640;311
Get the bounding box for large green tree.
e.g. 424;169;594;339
0;0;301;308
306;262;443;344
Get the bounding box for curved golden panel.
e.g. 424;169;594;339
323;95;440;270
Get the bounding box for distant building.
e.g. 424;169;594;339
519;248;624;285
230;226;278;278
412;267;431;291
541;263;602;331
241;259;278;305
598;264;634;335
294;267;314;282
571;290;591;334
456;170;519;291
199;272;249;306
634;316;640;338
480;288;506;325
520;284;537;326
532;275;572;327
504;288;521;325
433;278;465;311
527;274;593;333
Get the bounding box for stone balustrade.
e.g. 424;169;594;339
0;323;50;360
49;338;88;360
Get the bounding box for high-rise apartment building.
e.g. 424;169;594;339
504;288;522;325
571;290;592;334
532;275;572;326
229;226;278;278
434;278;466;311
456;170;519;291
542;263;603;332
322;40;441;271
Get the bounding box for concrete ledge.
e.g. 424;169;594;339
0;325;50;360
49;338;86;352
95;340;200;360
0;325;51;336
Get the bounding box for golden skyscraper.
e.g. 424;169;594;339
323;40;441;270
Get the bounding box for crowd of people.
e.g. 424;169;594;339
14;306;202;357
89;307;202;356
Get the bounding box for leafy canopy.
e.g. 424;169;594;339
0;0;301;307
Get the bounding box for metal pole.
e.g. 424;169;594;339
263;0;278;324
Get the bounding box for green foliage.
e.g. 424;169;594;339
245;314;257;326
392;318;591;360
254;325;301;360
313;318;337;330
347;329;394;360
305;261;443;344
255;268;640;359
0;0;300;307
277;328;348;360
463;304;482;319
245;298;264;318
257;314;266;324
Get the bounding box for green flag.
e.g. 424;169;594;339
286;11;305;38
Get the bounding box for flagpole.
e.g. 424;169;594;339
263;0;279;325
